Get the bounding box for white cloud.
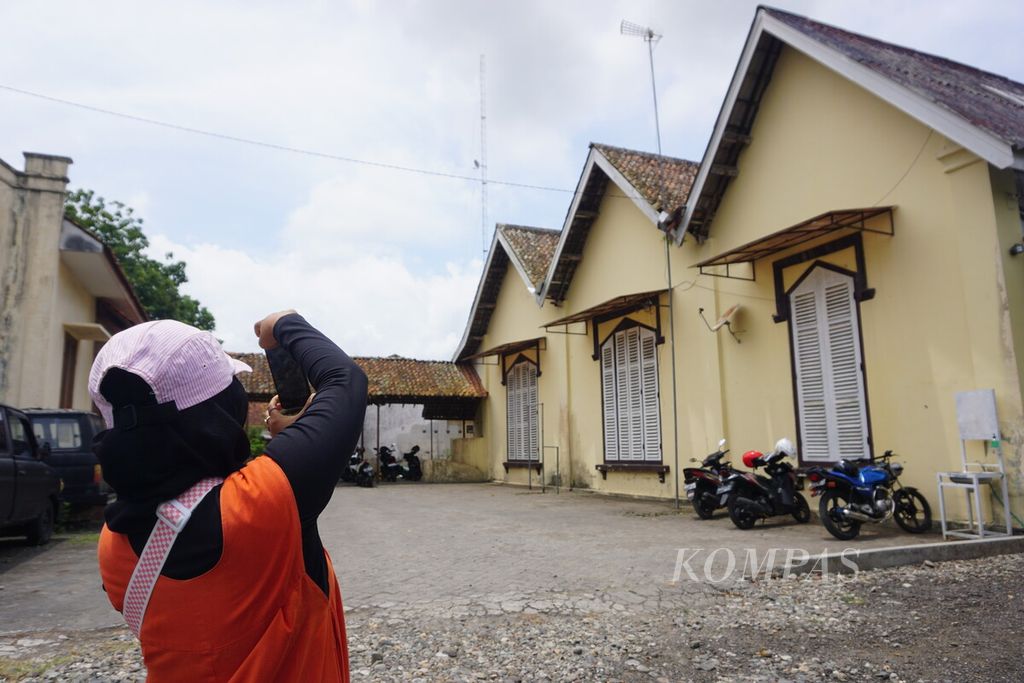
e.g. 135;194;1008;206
148;233;482;360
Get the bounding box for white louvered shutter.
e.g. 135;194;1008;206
824;277;868;459
640;328;661;461
625;328;643;460
506;362;539;461
791;267;869;462
525;362;539;461
506;364;520;460
601;341;619;460
614;330;630;459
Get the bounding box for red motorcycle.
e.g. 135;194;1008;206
683;439;733;519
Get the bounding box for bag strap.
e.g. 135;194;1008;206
122;477;224;638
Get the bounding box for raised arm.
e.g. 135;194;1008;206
259;312;368;522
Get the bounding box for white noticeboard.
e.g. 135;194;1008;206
955;389;999;441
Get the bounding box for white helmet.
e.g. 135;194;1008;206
774;438;795;457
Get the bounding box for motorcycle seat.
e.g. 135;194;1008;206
839;459;862;476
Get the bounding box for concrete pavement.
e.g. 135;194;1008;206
0;482;944;633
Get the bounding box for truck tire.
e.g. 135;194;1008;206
25;500;56;546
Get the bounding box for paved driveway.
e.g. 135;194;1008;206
1;482;939;634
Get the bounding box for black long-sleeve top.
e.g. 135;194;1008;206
263;313;368;590
127;314;367;595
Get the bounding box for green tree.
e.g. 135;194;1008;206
64;189;215;331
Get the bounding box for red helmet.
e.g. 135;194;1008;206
742;450;764;468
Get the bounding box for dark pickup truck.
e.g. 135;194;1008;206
0;404;61;545
25;409;112;507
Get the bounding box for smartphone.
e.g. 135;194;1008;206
265;346;311;414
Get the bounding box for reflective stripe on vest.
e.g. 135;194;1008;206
122;477;224;638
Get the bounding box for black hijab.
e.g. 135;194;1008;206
94;367;251;535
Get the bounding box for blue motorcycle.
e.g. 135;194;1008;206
806;450;931;540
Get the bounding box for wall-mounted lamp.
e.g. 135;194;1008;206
1009;243;1024;257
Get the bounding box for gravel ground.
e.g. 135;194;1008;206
2;552;1021;682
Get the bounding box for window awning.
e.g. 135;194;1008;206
63;322;112;342
463;336;545;361
542;289;667;328
691;207;894;279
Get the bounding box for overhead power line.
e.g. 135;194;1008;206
0;82;580;197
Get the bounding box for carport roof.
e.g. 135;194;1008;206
229;352;487;407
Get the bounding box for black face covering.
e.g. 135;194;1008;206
95;368;251;534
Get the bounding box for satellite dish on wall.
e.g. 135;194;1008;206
698;304;742;343
711;304;740;331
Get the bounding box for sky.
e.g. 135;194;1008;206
3;0;1023;357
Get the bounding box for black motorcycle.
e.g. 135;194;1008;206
377;444;423;482
683;439;733;519
339;447;375;487
725;438;810;529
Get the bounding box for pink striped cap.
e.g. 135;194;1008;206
89;320;252;428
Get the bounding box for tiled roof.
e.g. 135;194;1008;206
498;224;560;287
229;352;275;396
592;144;699;212
229;352;486;402
766;7;1024;149
354;356;487;401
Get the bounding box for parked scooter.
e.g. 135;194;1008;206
376;445;402;482
339;447;375;487
806;450;932;540
400;445;423;481
683;439;733;519
725;438;810;529
376;444;424;482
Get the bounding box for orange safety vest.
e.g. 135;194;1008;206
98;456;349;682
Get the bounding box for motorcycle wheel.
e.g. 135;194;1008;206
728;495;758;530
819;490;861;540
692;489;717;520
791;492;811;523
892;489;932;533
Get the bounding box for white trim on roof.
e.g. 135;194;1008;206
593;153;660;225
537;150;599;305
452;231;502;362
496;228;540;295
536;147;663;304
677;9;1021;243
452;228;549;362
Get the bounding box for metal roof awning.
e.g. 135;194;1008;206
463;337;545;361
691;207;894;279
543;289;668;328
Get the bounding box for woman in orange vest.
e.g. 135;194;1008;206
92;310;367;681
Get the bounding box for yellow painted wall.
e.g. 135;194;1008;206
472;45;1024;524
683;46;1024;519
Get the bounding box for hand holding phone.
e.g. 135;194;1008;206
266;346;311;414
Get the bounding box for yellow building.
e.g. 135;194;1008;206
455;7;1024;525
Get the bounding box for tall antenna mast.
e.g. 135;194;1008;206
620;20;662;153
479;54;489;257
